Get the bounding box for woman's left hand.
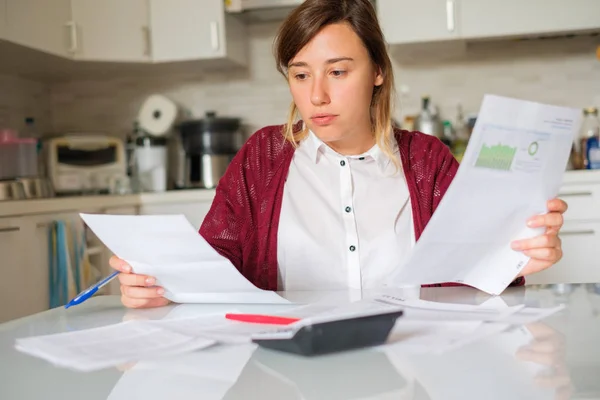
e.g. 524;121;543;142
511;198;568;277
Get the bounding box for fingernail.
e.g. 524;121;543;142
527;218;540;228
145;277;155;286
157;287;165;295
511;241;522;250
123;265;132;273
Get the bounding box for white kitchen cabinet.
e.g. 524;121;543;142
140;201;213;231
149;0;247;65
526;172;600;285
0;218;27;323
0;0;7;39
70;0;150;62
377;0;459;44
459;0;600;40
5;0;72;57
526;220;600;285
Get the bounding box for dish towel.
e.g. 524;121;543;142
48;220;87;308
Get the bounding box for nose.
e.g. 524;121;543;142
310;75;330;106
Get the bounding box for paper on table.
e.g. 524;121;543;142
79;213;289;304
15;319;216;372
14;313;288;371
386;95;582;295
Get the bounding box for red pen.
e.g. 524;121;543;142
225;313;300;325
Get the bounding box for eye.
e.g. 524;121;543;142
331;70;346;77
294;73;308;81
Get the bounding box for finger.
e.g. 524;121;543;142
547;198;568;214
524;323;558;339
121;285;165;299
109;256;132;273
527;212;564;229
118;273;156;287
519;259;554;276
534;374;571;388
523;247;563;262
516;349;558;366
121;295;170;309
520;339;565;354
512;234;561;251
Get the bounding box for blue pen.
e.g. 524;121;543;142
64;271;120;309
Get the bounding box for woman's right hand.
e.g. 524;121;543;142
109;256;170;309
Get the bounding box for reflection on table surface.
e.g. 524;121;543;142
1;283;599;400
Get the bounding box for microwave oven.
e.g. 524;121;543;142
45;135;127;194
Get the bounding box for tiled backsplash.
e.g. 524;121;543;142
2;22;599;139
0;75;52;136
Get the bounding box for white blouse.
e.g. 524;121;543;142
277;130;415;291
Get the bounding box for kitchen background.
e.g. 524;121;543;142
1;0;600;326
1;26;599;139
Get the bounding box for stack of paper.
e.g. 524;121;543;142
14;296;565;371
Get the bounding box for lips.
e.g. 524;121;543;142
311;114;338;126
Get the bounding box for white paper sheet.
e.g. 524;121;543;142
79;213;289;304
15;320;216;372
387;95;582;295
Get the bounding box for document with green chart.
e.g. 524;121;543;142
387;94;581;295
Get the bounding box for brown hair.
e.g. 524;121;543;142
274;0;397;163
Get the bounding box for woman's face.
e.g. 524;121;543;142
287;22;383;154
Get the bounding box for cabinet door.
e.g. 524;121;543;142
0;0;7;39
526;221;600;285
71;0;150;62
377;0;459;44
6;0;71;57
0;218;27;323
460;0;600;39
149;0;225;62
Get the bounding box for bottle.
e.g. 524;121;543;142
580;107;600;169
414;96;443;138
582;107;600;169
451;104;470;163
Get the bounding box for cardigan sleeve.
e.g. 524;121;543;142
198;142;250;271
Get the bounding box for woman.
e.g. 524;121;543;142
111;0;567;308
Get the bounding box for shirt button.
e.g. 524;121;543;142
358;157;365;161
340;160;346;166
349;245;356;252
345;206;352;213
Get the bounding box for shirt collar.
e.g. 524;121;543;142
306;129;397;172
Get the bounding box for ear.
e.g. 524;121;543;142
374;67;384;87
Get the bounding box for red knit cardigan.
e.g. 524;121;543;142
199;124;524;290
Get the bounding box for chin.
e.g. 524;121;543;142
307;124;343;142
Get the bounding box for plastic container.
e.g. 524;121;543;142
0;129;38;179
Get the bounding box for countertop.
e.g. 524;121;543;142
0;188;216;218
1;284;599;400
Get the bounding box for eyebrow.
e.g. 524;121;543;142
288;57;354;68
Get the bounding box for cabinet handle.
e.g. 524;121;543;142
559;191;593;197
446;0;455;32
560;229;595;236
0;227;20;233
142;26;152;57
210;21;220;51
65;21;78;53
